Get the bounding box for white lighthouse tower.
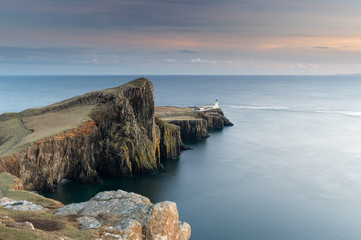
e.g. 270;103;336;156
214;99;219;108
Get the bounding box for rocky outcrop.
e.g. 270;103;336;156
0;78;162;192
196;108;234;128
167;108;233;140
155;117;189;159
0;197;44;211
167;119;208;140
0;190;191;240
56;190;191;240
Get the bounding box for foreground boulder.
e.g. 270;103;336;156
0;162;189;240
56;190;191;240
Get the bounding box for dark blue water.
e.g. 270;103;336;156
3;75;361;239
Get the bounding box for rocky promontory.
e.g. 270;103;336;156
155;106;233;140
0;78;232;193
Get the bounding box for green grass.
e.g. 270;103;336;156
0;173;61;209
0;104;96;158
0;114;25;157
0;226;50;240
0;78;151;159
0;173;99;239
155;106;200;121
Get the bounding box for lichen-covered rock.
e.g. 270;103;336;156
0;197;44;211
56;190;190;240
112;218;143;240
176;222;191;240
76;216;101;230
147;201;179;240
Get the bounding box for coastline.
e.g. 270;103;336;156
0;78;232;240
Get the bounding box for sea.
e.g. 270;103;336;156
2;75;361;239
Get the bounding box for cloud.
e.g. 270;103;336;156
176;49;200;53
189;58;217;64
313;46;333;49
0;46;132;65
160;58;178;63
189;58;235;65
291;63;332;71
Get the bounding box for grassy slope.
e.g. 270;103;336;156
0;226;50;240
0;173;97;240
0;114;25;157
0;78;149;159
155;106;200;121
0;173;60;209
0;105;96;158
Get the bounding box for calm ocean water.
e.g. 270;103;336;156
3;75;361;239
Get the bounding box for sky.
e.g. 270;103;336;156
1;0;361;75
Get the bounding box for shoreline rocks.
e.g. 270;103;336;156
56;190;191;240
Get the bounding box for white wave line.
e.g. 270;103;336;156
224;105;361;117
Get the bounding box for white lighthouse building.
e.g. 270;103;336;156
197;99;220;112
214;99;219;109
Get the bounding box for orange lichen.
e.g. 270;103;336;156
38;120;97;143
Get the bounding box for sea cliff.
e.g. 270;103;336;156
0;78;232;193
155;106;233;140
0;78;163;192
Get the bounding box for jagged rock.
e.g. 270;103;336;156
56;190;190;240
176;222;191;240
196;108;234;128
112;218;143;239
76;216;101;230
168;119;208;140
0;197;44;211
147;201;179;240
156;106;233;141
156;117;188;159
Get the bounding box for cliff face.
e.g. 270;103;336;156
164;108;233;140
167;119;209;140
196;108;234;128
155;117;187;159
0;78;160;192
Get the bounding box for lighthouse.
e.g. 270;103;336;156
214;99;219;108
